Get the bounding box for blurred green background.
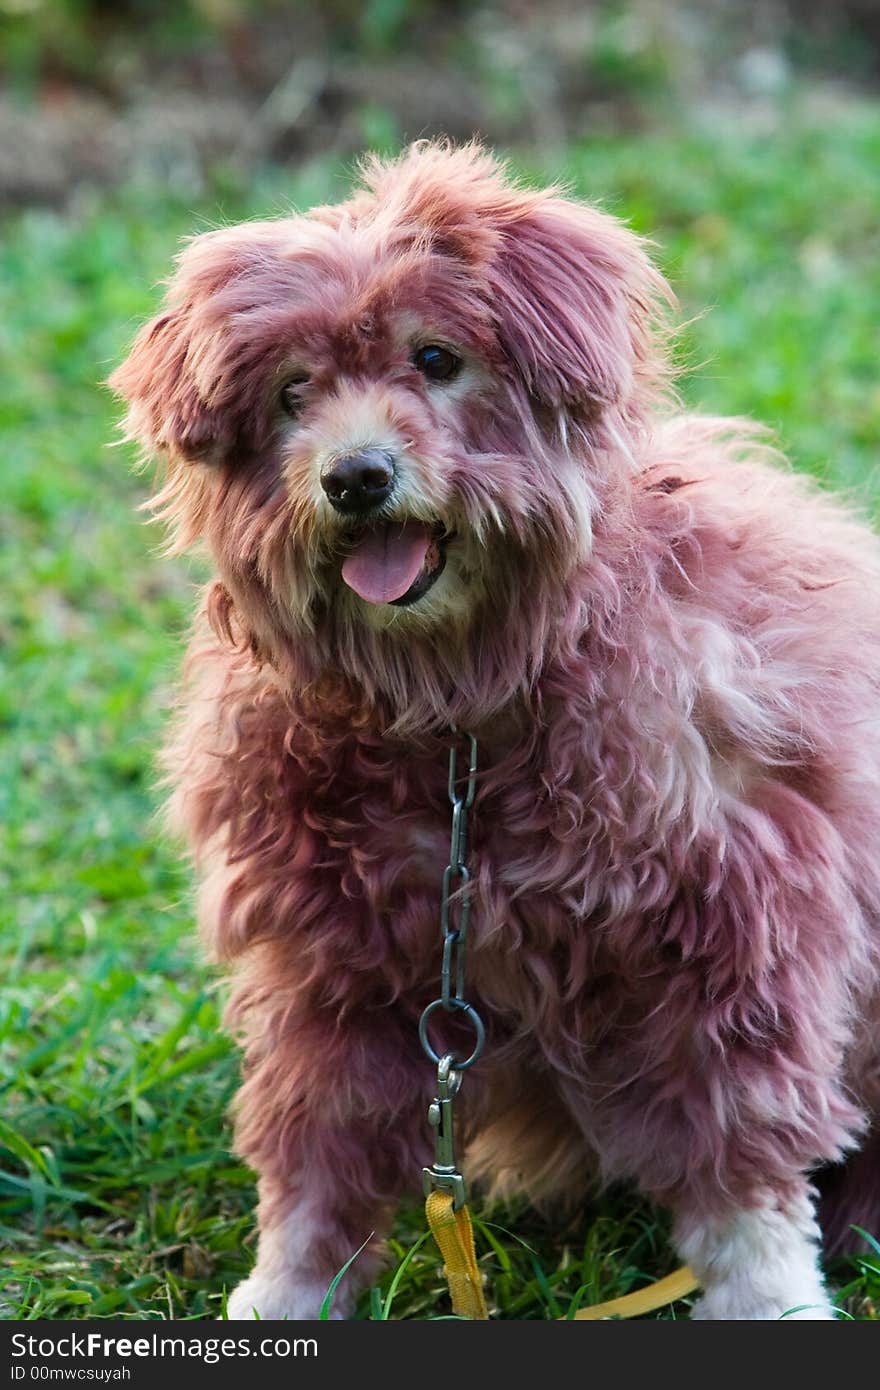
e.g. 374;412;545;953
2;1;879;1320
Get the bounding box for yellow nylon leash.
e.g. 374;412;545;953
568;1264;699;1320
426;1187;697;1319
425;1190;489;1319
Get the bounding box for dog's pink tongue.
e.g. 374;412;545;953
341;522;430;604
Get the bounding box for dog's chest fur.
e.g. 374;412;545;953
244;692;693;1072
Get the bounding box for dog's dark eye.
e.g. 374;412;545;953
413;344;462;383
280;375;309;418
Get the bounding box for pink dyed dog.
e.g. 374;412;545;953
111;142;880;1320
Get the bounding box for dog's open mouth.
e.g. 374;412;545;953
340;521;449;607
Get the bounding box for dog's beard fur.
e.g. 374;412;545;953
109;141;880;1321
198;396;599;733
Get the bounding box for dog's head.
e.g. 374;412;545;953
111;142;671;727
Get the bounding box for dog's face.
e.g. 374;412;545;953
112;143;668;720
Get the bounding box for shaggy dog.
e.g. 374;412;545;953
111;142;880;1321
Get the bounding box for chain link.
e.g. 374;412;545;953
420;729;485;1208
419;729;484;1070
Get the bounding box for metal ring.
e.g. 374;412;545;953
419;997;485;1070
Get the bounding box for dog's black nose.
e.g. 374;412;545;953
321;448;395;514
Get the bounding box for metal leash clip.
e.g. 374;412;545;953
422;1053;466;1209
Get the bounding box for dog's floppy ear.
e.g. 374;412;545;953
487;194;672;415
109;224;279;463
109;306;218;461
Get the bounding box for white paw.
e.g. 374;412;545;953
224;1273;343;1321
678;1194;836;1322
692;1286;835;1321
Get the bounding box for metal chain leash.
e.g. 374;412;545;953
419;728;485;1209
416;728;698;1319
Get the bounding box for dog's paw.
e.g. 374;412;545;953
224;1274;343;1321
691;1287;835;1321
678;1196;836;1322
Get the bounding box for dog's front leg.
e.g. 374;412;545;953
224;1007;430;1320
673;1184;833;1321
585;1072;840;1320
576;823;865;1320
226;1179;372;1321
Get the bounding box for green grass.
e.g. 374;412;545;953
3;98;880;1321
